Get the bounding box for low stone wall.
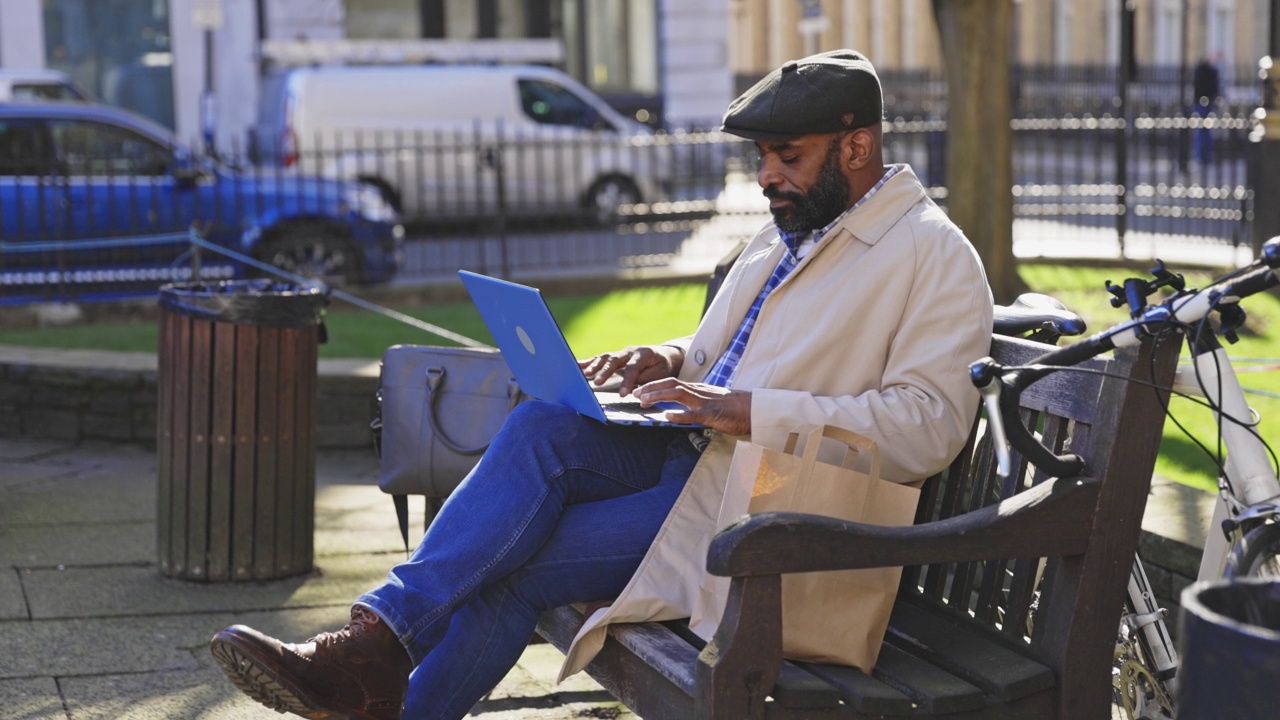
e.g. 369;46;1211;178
0;345;380;450
1136;477;1216;633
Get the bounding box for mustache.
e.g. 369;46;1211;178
763;186;803;203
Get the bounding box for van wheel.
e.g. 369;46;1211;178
260;227;361;285
584;175;640;225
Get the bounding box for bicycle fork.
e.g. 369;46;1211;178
1123;559;1179;683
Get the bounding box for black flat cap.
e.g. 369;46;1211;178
721;49;883;141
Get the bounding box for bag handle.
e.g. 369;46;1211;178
783;424;882;482
424;366;523;455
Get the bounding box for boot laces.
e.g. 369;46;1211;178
308;606;381;647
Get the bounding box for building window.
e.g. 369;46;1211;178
42;0;174;129
346;0;421;39
562;0;657;95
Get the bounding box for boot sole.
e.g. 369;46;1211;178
210;632;341;719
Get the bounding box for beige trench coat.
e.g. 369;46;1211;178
559;165;995;679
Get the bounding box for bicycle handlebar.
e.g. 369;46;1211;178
974;236;1280;482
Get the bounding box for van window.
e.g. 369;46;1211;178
49;120;172;176
518;79;612;131
11;82;87;102
0;119;55;175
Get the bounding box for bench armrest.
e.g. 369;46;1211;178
706;475;1099;578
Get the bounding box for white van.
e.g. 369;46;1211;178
256;64;670;223
0;69;89;103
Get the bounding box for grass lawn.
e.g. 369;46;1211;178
1019;263;1280;493
2;264;1276;492
0;283;709;361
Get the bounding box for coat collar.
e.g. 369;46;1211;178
763;163;926;251
827;163;925;248
757;164;926;272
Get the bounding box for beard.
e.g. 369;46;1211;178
764;138;852;234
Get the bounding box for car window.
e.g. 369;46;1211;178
48;119;173;176
12;83;86;102
0;119;55;176
518;79;611;131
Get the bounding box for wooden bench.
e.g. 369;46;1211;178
536;329;1179;719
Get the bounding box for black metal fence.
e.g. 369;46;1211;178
1;64;1264;305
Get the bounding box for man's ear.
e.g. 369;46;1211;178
846;128;875;171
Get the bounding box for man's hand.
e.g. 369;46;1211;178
634;379;752;436
578;345;684;397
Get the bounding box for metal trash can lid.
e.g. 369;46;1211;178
158;279;329;328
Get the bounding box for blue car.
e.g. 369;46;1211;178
0;102;403;305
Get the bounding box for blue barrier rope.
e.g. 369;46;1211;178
184;228;492;350
1;232;191;254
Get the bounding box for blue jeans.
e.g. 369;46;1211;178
1192;103;1213;164
356;401;700;719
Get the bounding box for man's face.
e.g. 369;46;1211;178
756;133;852;233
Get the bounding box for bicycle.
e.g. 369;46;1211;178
971;236;1280;720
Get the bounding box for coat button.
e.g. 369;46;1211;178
694;350;706;365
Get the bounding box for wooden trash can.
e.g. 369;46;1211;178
156;280;328;581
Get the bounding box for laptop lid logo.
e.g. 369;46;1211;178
516;326;537;355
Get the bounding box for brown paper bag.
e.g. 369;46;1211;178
690;424;921;671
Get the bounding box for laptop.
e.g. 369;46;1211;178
458;270;698;427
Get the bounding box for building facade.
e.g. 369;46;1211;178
729;0;1272;88
0;0;1274;145
0;0;733;146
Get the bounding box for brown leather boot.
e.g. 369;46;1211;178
210;605;413;720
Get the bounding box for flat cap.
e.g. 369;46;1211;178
721;49;883;141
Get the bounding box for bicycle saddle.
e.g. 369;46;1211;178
993;292;1087;338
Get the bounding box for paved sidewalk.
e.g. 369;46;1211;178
0;437;635;720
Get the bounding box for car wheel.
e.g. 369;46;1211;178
358;177;402;213
260;227;361;286
584;175;640;225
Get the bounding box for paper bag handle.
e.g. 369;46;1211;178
783;424;882;482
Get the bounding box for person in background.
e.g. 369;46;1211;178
209;50;994;720
1192;52;1222;167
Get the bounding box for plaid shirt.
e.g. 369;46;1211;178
703;166;900;388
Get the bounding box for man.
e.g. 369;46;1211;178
1192;53;1222;166
211;50;993;720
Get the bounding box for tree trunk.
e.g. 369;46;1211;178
931;0;1025;303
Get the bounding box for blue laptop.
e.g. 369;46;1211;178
458;271;697;427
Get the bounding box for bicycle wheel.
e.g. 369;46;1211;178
1224;522;1280;580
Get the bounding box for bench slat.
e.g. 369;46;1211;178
868;643;986;714
662;620;845;710
537;606;699;718
885;601;1055;702
794;661;917;716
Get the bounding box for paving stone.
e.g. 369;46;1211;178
0;606;345;681
0;520;152;567
0;614;202;679
0;460;79;491
0;567;27;620
0;438;77;463
21;553;394;621
0;462;153;525
60;649;293;720
0;677;63;720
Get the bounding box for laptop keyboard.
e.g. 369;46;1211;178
604;400;648;413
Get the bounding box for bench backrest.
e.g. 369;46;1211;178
902;331;1179;709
